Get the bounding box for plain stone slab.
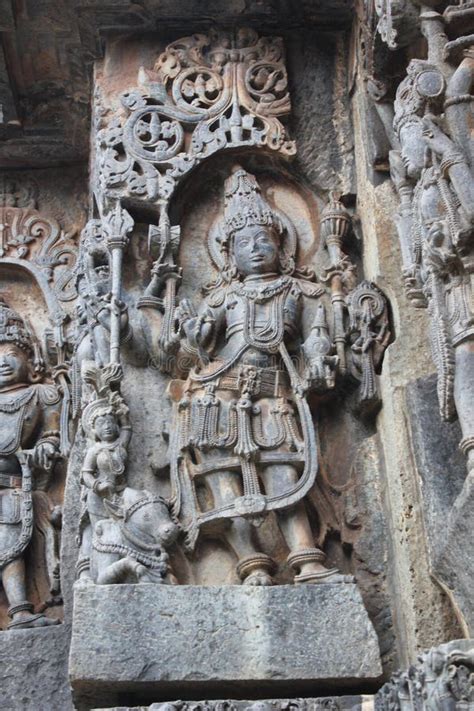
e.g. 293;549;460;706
70;583;382;709
0;623;73;711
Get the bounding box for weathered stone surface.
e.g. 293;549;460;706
406;374;466;551
435;477;474;634
0;624;73;711
94;697;375;711
70;584;382;708
406;375;472;631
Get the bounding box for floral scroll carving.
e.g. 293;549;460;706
96;28;295;204
0;177;77;303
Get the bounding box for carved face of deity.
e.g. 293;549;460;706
0;343;29;389
93;413;120;443
232;224;280;277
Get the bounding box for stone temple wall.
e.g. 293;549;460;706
0;1;472;709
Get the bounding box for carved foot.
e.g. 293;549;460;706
288;548;354;584
136;563;167;584
294;568;354;584
236;553;275;586
243;570;274;586
7;603;60;630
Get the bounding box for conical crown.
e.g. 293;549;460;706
224;169;278;236
0;297;34;353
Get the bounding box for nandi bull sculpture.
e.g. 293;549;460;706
76;366;179;585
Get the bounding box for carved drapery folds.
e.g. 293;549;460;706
73;27;390;590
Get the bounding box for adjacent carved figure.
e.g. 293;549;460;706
76;373;131;581
387;13;474;475
165;169;361;585
376;640;474;710
0;298;61;628
77;367;178;585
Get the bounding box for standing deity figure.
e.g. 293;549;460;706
0;297;61;629
168;169;352;585
76;387;131;582
391;41;474;472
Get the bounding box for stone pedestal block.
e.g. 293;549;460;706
0;624;73;711
70;584;382;709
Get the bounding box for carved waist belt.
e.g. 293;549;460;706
0;474;22;489
226;322;297;340
218;366;290;397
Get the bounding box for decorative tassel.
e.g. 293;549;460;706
240;459;262;497
234;396;259;460
252;402;286;449
178;395;191;451
191;386;219;450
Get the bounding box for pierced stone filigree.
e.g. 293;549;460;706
0;177;77;303
96;28;295;204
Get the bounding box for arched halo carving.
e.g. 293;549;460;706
96;27;296;206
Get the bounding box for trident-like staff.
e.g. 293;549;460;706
103;201;134;365
319;194;354;375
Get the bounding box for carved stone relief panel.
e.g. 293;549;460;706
66;33;393;688
365;3;474;631
0;172;82;630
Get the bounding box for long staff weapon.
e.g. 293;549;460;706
319;194;354;375
103;201;134;365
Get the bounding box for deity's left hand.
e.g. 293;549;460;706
33;441;57;471
421;115;455;159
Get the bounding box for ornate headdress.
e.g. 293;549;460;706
0;297;34;354
394;59;445;136
223;169;283;238
206;168;298;284
82;397;115;439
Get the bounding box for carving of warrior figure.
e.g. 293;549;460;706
72;219;132;410
391;45;474;472
76;389;131;581
0;297;61;628
168;169;351;585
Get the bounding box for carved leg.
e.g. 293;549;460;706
207;470;274;585
92;324;110;369
261;464;352;584
2;557;59;629
454;341;474;474
96;556;165;585
76;523;93;583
